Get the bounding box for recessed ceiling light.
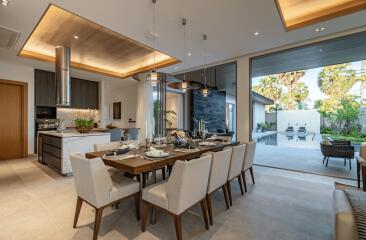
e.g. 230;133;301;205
254;32;259;36
73;35;79;39
320;27;325;31
315;28;319;32
187;53;192;56
319;49;323;52
1;0;9;6
316;27;325;32
174;66;179;70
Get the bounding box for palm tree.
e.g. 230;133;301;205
278;71;305;110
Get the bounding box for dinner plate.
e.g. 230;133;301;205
145;151;170;158
198;142;216;146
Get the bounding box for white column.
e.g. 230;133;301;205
136;74;154;142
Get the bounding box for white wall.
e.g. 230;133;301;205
253;102;265;130
0;60;35;154
166;92;183;129
101;82;137;129
277;109;320;133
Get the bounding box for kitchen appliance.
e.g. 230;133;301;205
35;106;57;157
55;46;71;106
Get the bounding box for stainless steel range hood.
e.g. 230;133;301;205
55;46;71;106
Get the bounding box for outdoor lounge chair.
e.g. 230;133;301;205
298;126;306;134
320;139;354;170
285;126;294;133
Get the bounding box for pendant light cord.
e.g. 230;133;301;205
153;0;157;71
203;34;207;87
183;19;186;81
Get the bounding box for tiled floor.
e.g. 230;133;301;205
0;156;355;240
255;144;357;180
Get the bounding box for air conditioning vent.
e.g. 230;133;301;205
0;25;21;49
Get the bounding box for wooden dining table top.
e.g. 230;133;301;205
85;141;239;175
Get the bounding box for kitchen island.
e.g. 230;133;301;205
39;131;110;175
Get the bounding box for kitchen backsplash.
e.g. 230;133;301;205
57;108;100;127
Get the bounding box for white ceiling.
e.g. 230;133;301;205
0;0;366;83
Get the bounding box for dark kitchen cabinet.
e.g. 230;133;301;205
35;69;99;109
71;77;99;109
35;70;56;107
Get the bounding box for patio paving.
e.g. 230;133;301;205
254;144;358;180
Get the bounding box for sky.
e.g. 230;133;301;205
252;61;364;109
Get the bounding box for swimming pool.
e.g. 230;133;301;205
255;132;323;149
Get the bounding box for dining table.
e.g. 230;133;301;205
85;140;239;187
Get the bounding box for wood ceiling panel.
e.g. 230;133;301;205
275;0;366;31
18;4;179;78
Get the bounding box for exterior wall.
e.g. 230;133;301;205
277;109;320;133
0;60;35;154
253;102;265;130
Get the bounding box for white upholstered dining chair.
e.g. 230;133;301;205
227;144;246;206
242;141;257;192
70;153;140;240
141;154;212;240
204;148;232;225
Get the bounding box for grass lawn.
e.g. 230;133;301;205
322;134;366;144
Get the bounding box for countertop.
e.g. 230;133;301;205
39;130;110;138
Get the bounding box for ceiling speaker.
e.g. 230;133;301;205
0;25;21;49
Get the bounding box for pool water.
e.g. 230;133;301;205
256;132;323;149
256;132;361;151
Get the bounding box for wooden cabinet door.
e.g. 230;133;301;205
71;78;99;109
35;70;56;107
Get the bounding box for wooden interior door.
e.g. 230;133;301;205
0;80;28;160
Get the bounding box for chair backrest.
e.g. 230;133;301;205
228;144;246;181
206;148;233;194
243;142;256;171
166;154;212;215
360;144;366;159
94;141;123;152
70;153;113;208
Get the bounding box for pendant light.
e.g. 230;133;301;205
146;0;160;86
181;18;189;92
202;34;209;97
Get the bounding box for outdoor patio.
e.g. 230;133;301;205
254;144;358;180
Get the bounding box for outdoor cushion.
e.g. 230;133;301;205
323;139;332;145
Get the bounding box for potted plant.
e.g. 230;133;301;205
74;118;94;133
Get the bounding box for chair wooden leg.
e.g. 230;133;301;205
173;214;182;240
93;208;104;240
206;194;213;226
323;156;326;164
73;196;83;228
357;161;361;189
242;171;247;192
200;199;209;230
349;159;352;171
222;185;230;209
237;175;244;195
249;167;255;184
142;202;149;232
162;166;166;180
326;157;329;167
134;192;140;221
226;181;233;206
143;173;147;187
344;158;346;166
151;207;156;224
